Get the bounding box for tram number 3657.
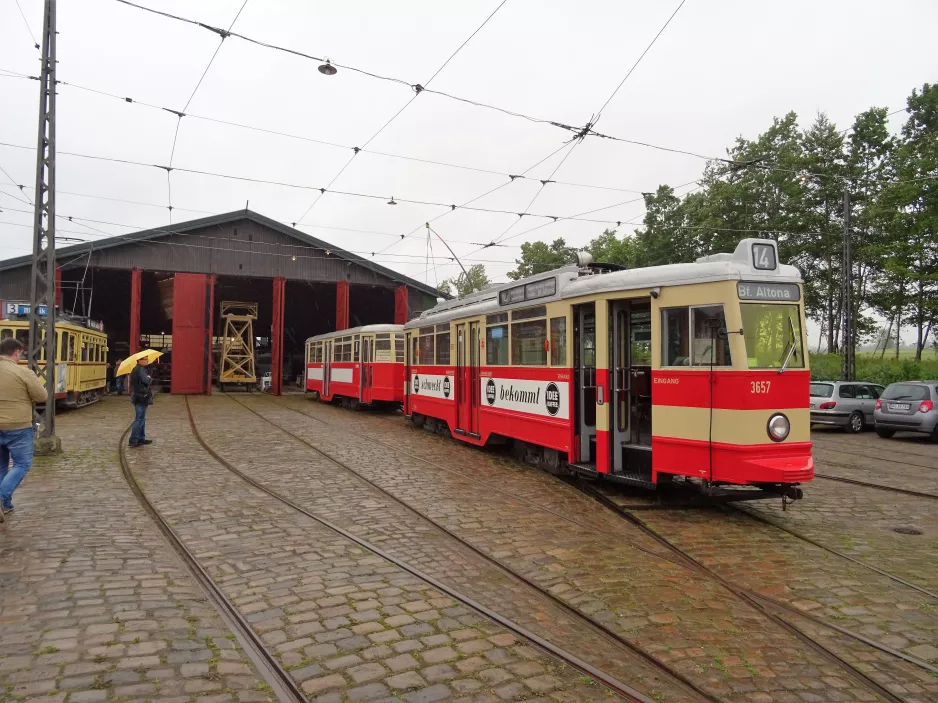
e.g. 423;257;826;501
750;381;771;394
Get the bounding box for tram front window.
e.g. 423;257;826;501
741;303;804;369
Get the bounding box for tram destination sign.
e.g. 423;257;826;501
736;282;800;302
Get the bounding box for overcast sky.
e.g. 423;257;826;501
1;0;936;296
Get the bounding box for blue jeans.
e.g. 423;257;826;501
0;427;35;509
130;403;148;445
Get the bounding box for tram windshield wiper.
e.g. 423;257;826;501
778;317;798;374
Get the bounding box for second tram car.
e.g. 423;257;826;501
1;304;109;408
404;239;813;499
305;325;406;409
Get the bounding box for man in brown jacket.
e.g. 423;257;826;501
0;337;48;520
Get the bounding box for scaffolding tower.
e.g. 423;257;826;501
218;301;257;390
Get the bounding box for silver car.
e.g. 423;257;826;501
873;381;938;441
810;381;884;433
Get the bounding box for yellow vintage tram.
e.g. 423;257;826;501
1;304;108;408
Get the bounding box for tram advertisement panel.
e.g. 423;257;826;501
411;373;454;401
481;377;569;420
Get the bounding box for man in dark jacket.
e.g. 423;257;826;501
128;357;154;447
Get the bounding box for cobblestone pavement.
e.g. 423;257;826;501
200;394;935;702
131;396;629;703
0;399;275;703
810;429;938;495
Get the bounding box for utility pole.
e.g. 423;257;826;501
28;0;61;454
840;185;855;382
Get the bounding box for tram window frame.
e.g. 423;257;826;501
511;306;547;366
691;305;732;366
485;313;509;366
353;336;360;362
435;324;450;365
67;334;76;361
549;317;567;367
0;328;11;341
395;334;405;363
418;328;435;365
662;305;733;367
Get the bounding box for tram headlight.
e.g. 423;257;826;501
767;413;790;442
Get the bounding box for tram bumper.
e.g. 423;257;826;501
711;441;814;486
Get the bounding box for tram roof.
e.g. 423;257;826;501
305;324;404;343
405;238;803;329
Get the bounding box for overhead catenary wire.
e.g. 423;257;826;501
165;0;250;222
293;0;510;225
0;141;667;228
3;65;924;191
488;0;689;248
0;163;33;204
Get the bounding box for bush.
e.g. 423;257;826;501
809;353;938;384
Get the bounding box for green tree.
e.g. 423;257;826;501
438;263;489;297
585;229;640;267
882;83;938;360
508;239;576;279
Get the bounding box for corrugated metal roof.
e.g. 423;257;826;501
0;209;445;298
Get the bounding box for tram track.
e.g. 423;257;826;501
236;394;938;699
216;393;718;702
811;437;938;470
577;483;930;703
814;472;938;499
116;425;309;703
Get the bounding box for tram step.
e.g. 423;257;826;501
606;472;656;490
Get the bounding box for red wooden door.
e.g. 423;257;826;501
171;273;212;394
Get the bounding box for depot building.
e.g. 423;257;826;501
0;210;442;394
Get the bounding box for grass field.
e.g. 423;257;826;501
811;353;938;383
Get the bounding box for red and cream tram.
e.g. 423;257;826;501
404;238;813;499
305;325;406;408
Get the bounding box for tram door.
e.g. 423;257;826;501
574;304;597;463
468;321;480;435
455;324;469;432
610;300;652;475
454;323;481;436
323;340;332;398
361;336;373;403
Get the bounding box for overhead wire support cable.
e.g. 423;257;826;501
13;0;40;49
293;0;510;224
164;0;250;222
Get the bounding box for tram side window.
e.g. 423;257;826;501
692;306;732;366
662;308;690;366
68;334;76;361
375;334;392;363
334;336;353;362
511;306;547;366
550;317;567;366
435;324;450;365
418;327;435;365
485;313;509;366
0;329;11;341
353;336;360;362
395;334;405;363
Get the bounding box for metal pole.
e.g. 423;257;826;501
27;0;60;453
840;186;854;381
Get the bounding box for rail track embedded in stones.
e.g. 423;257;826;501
813;472;938;500
255;394;938;696
117;425;309;703
184;397;704;703
576;483;928;703
217;393;724;702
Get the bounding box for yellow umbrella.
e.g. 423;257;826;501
116;349;163;376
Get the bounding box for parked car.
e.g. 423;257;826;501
810;381;884;433
873;381;938;442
